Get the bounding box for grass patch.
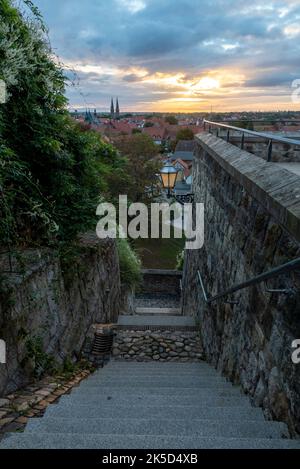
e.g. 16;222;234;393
117;237;142;288
134;236;185;269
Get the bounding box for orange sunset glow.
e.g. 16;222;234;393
34;0;300;112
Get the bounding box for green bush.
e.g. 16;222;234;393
176;249;185;270
0;0;129;247
24;336;55;378
117;237;141;288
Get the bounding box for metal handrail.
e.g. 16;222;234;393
203;120;300;146
203;119;300;161
197;257;300;304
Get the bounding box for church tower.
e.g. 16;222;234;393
115;97;120;119
110;98;115;119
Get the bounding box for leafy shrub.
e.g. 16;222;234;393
117;237;141;288
176;249;185;270
24;336;55;378
0;0;129;246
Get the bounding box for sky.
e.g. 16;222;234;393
32;0;300;113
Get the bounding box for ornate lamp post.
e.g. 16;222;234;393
159;162;179;198
159;161;194;204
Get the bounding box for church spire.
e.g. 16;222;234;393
110;98;115;119
115;97;120;119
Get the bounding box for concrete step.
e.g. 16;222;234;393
135;307;182;315
77;375;231;385
103;364;212;373
2;433;300;449
90;367;221;377
93;371;220;379
74;375;232;390
75;384;239;395
1;358;295;450
44;403;266;421
117;315;195;327
56;393;250;407
24;417;288;439
70;386;243;399
71;379;229;388
106;360;208;368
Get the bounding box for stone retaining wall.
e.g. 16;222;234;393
140;269;182;296
113;330;203;361
182;133;300;433
0;233;121;395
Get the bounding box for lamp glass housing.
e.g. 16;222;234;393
160;163;178;190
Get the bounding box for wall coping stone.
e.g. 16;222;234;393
195;133;300;243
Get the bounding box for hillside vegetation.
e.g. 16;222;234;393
0;0;130;247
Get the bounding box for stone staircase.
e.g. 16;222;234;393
1;269;299;449
1;360;300;449
113;269;201;361
114;305;200;361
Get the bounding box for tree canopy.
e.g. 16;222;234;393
165;115;178;125
0;0;129;246
175;128;194;141
113;133;162;203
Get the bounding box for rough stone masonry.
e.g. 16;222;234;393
182;133;300;434
0;233;120;395
113;330;203;361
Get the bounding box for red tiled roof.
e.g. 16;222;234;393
103;121;138;134
143;127;167;139
173;159;192;177
173;158;190;169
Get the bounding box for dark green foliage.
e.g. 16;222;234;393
24;335;55;378
175;128;194;141
176;249;185;270
165;115;178;125
117;237;141;288
0;0;129;246
113;133;162;203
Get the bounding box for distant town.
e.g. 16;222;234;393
70;100;300;199
71;101;300;147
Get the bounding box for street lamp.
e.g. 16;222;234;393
159;162;178;198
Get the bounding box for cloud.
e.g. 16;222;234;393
33;0;300;111
117;0;146;14
245;71;299;88
123;74;143;82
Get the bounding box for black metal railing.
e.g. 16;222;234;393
203;119;300;162
197;257;300;304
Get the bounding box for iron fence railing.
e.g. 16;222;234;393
203;119;300;162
